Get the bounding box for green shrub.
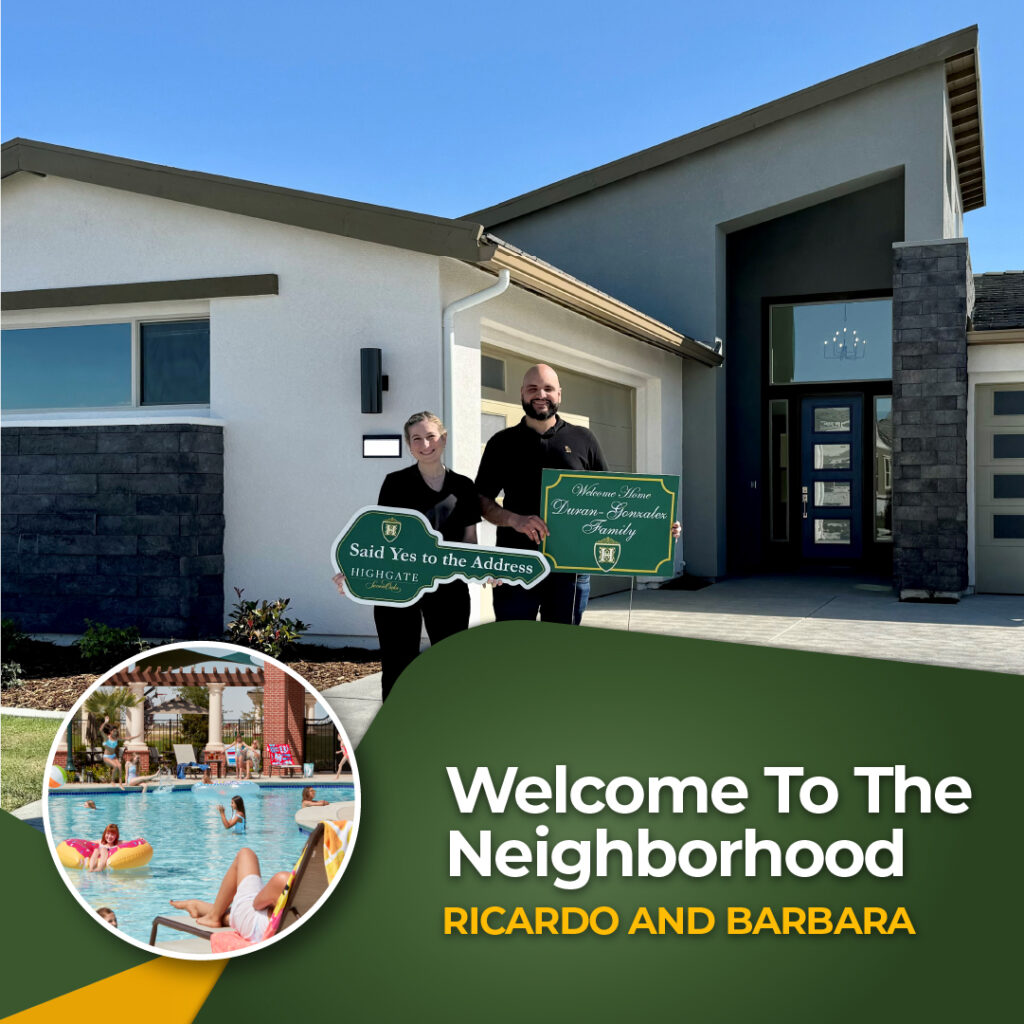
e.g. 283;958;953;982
2;618;28;658
225;587;310;658
1;661;24;689
76;620;149;668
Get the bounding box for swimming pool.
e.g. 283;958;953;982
47;784;355;947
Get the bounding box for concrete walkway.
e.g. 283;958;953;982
583;575;1024;675
319;575;1022;749
321;671;382;752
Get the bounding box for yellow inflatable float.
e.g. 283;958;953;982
56;837;153;870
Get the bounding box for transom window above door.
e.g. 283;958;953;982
770;298;892;384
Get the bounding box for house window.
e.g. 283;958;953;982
769;298;892;384
1;319;210;411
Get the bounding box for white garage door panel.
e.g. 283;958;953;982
975;383;1024;594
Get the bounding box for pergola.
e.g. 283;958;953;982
108;664;265;762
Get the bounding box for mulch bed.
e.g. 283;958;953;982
1;640;381;713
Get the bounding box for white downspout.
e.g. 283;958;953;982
441;269;511;448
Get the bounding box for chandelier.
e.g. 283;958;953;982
823;306;866;360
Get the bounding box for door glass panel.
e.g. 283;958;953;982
874;396;893;542
993;475;1024;499
814;407;851;432
993;435;1024;459
814;444;850;470
814;519;851;545
815;481;851;507
993;515;1024;539
993;391;1024;415
769;399;789;541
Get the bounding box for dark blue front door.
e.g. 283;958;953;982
801;396;862;559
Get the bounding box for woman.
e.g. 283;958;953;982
98;716;142;786
334;411;480;700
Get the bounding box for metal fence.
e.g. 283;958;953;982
304;719;341;773
139;719;262;753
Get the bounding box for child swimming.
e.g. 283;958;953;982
87;823;120;872
218;795;246;833
301;787;329;808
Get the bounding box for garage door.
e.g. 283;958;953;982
975;383;1024;594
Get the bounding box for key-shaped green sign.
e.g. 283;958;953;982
330;506;551;607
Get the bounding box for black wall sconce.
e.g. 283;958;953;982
360;347;389;413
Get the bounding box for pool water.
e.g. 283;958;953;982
47;784;355;947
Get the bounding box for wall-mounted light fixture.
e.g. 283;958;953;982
360;347;389;413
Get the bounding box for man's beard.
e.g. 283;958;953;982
523;397;558;420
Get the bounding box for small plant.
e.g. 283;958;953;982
1;619;28;690
76;620;149;668
225;587;310;658
1;661;24;689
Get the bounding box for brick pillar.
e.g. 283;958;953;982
891;239;970;600
263;664;305;761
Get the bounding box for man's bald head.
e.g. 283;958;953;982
521;364;562;424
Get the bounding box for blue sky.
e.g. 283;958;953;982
2;1;1021;271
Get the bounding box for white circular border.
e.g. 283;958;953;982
41;640;362;961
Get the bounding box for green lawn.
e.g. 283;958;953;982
1;715;57;812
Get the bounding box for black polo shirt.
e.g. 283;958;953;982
378;465;481;543
476;416;608;549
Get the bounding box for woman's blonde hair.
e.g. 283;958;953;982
403;411;446;443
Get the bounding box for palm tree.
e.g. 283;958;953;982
83;688;142;746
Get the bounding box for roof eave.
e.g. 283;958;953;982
476;238;722;367
467;26;982;226
1;138;496;263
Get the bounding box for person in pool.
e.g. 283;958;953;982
88;823;120;872
301;787;329;808
84;800;97;809
169;848;289;943
218;795;246;833
96;907;118;928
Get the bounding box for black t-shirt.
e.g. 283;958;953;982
377;465;481;543
476;417;608;549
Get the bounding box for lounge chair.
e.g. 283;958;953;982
265;743;301;778
172;744;211;780
149;821;342;953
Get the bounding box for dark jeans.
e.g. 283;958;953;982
374;580;470;700
493;573;590;625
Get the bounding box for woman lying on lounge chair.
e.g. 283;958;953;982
169;848;289;943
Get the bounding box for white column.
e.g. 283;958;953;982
304;691;317;720
206;682;226;753
126;683;147;753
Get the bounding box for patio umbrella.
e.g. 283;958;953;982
133;648;261;671
152;697;209;715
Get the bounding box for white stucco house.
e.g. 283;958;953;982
2;24;1020;646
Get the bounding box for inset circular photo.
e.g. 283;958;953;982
42;642;359;959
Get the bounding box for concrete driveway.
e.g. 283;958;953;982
582;574;1024;675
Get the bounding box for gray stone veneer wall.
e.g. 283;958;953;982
2;424;224;636
891;240;970;599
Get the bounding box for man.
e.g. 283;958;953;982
478;363;682;624
476;363;608;624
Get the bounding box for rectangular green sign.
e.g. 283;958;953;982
540;470;679;575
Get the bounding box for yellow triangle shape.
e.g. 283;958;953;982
5;957;226;1023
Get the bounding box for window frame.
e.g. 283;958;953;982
1;314;211;414
768;295;894;387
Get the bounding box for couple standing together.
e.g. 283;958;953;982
338;363;676;699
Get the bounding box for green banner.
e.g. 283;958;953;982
331;506;550;607
540;471;678;574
